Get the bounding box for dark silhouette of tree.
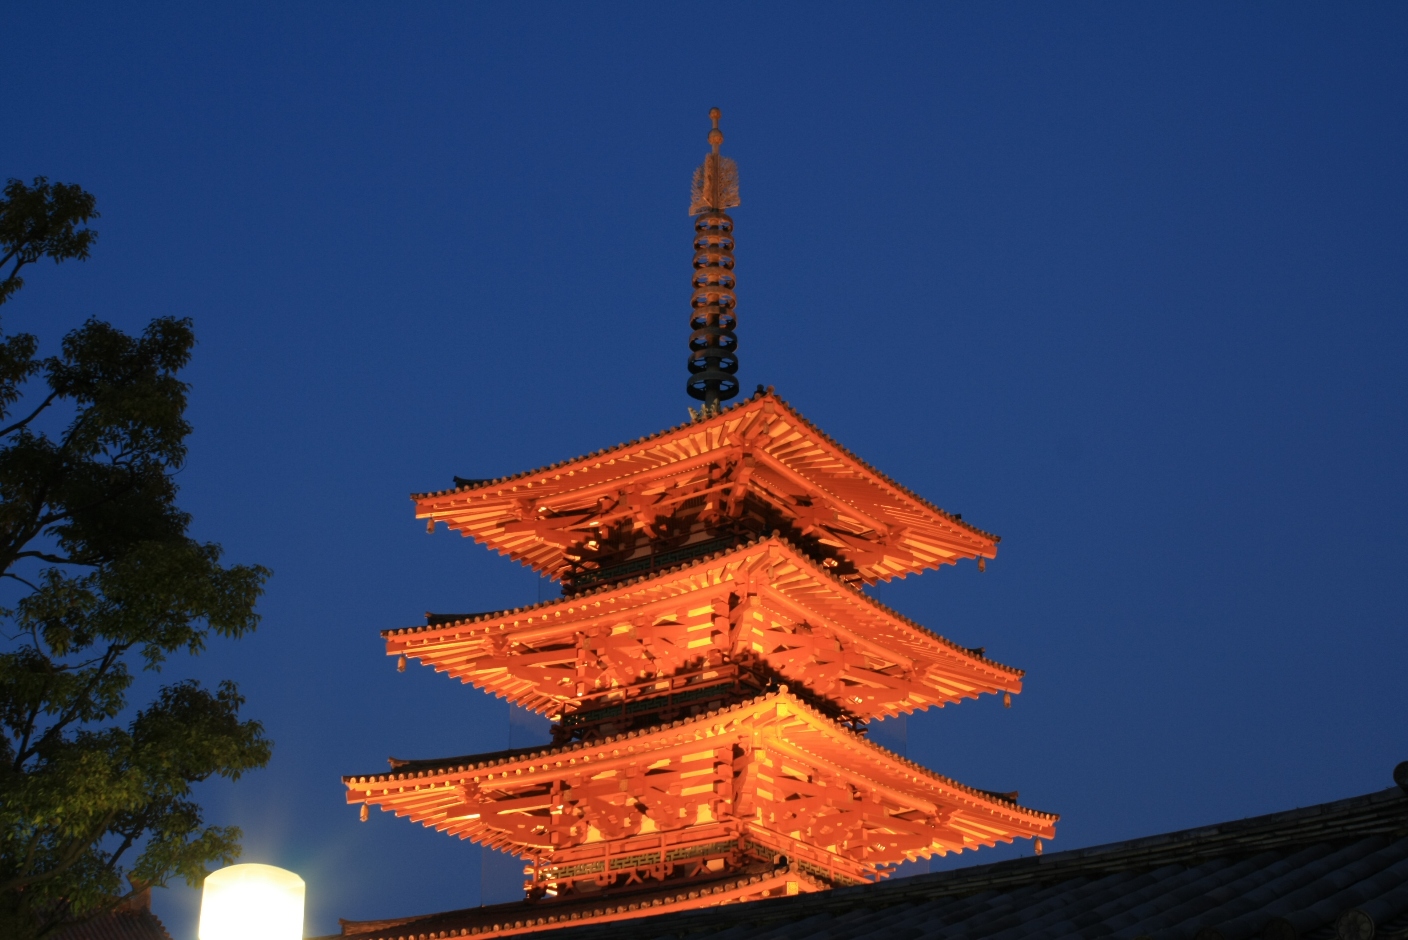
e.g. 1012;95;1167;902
0;177;272;939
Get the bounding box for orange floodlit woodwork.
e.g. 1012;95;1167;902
344;689;1055;900
383;535;1023;728
342;110;1055;932
414;389;998;590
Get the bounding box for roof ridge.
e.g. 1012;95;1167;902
710;786;1408;921
323;784;1408;940
410;389;999;544
343;686;1056;822
383;535;1023;679
382;533;771;637
328;865;790;940
767;685;1057;821
763;391;1000;543
409;389;768;501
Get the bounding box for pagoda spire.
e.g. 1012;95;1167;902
686;108;740;413
343;112;1050;933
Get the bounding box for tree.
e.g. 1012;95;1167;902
0;177;272;939
0;178;98;308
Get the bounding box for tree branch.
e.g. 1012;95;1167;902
13;695;47;773
10;550;77;567
0;809;120;893
1;256;30;293
1;571;42;592
23;641;133;764
21;828;42;878
101;817;147;876
0;388;61;438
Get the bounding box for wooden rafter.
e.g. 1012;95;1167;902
384;536;1023;721
343;689;1055;897
413;391;998;583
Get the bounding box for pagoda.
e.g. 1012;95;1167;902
342;110;1056;931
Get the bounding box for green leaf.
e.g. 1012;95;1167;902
0;180;271;938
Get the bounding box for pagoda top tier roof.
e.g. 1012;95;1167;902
385;534;1023;721
413;390;998;583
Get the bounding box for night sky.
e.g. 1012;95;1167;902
6;5;1407;937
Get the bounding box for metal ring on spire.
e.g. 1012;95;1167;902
687;108;740;410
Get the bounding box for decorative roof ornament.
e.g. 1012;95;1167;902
686;108;740;412
689;108;740;215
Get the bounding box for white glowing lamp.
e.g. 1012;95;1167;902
198;863;305;940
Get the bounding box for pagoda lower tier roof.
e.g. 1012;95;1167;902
384;535;1024;722
413;390;998;583
343;688;1057;885
332;864;824;940
324;780;1408;940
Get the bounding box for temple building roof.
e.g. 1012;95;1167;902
325;766;1408;940
49;890;172;940
385;535;1023;722
343;688;1055;873
413;390;998;584
50;913;171;940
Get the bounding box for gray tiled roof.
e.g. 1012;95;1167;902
329;770;1408;940
49;909;172;940
575;785;1408;940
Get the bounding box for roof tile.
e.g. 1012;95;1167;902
321;783;1408;940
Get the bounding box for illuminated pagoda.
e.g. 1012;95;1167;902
341;110;1056;934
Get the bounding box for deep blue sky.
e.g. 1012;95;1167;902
6;4;1407;937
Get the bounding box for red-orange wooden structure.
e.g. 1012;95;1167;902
411;391;998;590
342;111;1055;927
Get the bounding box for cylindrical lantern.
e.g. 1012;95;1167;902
198;863;305;940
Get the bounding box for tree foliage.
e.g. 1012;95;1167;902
0;178;98;308
0;178;272;938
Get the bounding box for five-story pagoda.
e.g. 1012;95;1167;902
340;110;1056;936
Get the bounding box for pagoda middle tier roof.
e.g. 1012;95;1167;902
413;390;998;583
386;535;1023;721
343;688;1057;878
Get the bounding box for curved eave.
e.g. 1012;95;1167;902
412;390;998;581
342;688;1057;858
382;535;1024;718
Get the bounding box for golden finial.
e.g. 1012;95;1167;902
687;108;740;410
690;108;739;215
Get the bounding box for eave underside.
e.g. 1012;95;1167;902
327;785;1408;940
413;393;998;584
383;537;1023;722
342;690;1056;891
332;865;824;940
